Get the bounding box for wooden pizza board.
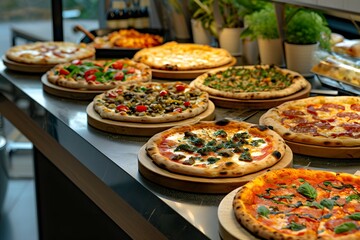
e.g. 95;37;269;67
2;55;56;73
285;140;360;158
41;74;104;100
137;145;293;194
87;101;216;136
218;187;261;240
151;57;237;80
259;114;360;159
209;82;311;109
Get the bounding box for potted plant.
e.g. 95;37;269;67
216;0;264;56
241;4;285;65
284;7;331;75
188;0;217;45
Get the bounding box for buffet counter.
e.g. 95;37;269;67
0;62;357;239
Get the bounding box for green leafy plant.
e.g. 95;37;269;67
241;4;279;40
218;0;265;28
189;0;217;36
285;8;331;50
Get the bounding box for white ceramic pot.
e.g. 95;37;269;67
258;38;285;66
242;38;259;65
285;42;319;76
219;28;242;56
191;19;211;45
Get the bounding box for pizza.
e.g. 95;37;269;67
191;65;309;99
6;41;95;65
146;119;287;178
133;41;233;71
91;29;164;49
333;39;360;58
93;81;209;123
233;168;360;240
47;59;151;90
260;96;360;147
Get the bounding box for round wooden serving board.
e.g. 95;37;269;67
285;140;360;158
41;74;104;100
209;82;311;109
2;55;56;73
87;101;216;136
137;145;293;194
151;57;237;80
218;187;261;240
259;115;360;158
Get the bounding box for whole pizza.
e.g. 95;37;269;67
133;41;233;71
47;59;151;90
260;96;360;147
233;168;360;240
93;81;209;123
191;65;309;99
6;42;95;65
146;119;286;178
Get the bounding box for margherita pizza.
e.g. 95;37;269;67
191;65;309;99
133;41;233;71
146;119;286;178
93;81;209;123
47;59;151;90
233;168;360;240
260;96;360;147
6;41;95;65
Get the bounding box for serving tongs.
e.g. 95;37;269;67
73;24;96;41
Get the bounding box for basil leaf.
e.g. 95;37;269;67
284;222;306;231
320;199;335;210
346;194;360;203
334;222;357;234
311;201;324;209
297;182;317;200
346;213;360;220
257;205;270;218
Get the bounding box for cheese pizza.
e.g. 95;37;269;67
93;81;209;123
192;65;309;99
6;42;95;65
233;168;360;240
133;41;233;71
47;59;151;90
146;119;286;178
260;96;360;147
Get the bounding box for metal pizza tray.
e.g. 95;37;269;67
316;74;360;96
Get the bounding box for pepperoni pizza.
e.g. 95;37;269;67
260;96;360;147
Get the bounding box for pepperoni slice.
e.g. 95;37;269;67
350;104;360;111
290;123;318;134
282;110;305;117
341;123;360;132
321;103;345;111
337;112;360;120
307;105;318;115
314;122;334;130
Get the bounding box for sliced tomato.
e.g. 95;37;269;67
71;59;82;65
107;92;117;98
175;84;186;92
173;108;182;113
85;74;96;82
114;71;124;80
84;69;99;78
159;90;168;96
126;67;135;74
184;101;190;107
112;61;124;70
135;105;147;112
59;68;70;75
116;105;129;112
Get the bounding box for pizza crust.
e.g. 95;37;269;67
6;42;95;65
133;41;233;71
146;120;287;178
260;96;360;147
47;59;151;90
192;65;309;99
